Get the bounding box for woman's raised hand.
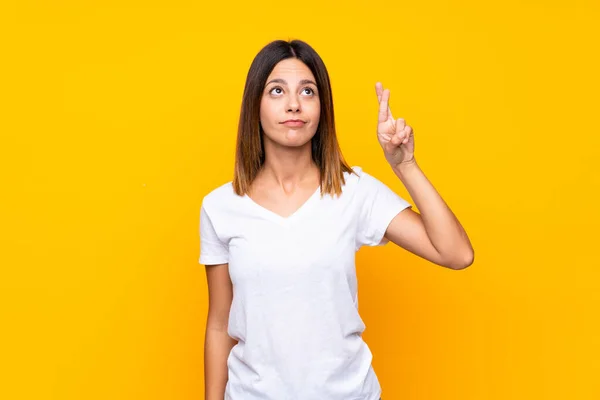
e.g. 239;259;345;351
375;82;415;167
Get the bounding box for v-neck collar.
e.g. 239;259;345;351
243;185;322;226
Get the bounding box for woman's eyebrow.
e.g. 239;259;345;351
266;78;317;87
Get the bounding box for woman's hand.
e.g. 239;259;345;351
375;82;415;168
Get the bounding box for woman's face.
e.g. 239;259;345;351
259;58;321;149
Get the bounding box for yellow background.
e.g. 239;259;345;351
2;1;599;399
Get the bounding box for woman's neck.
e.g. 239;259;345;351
259;143;319;191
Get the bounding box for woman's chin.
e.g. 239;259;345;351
263;130;315;149
279;131;311;146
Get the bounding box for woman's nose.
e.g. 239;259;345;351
286;94;300;112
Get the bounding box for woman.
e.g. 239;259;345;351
200;39;474;400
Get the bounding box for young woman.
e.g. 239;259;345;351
200;39;474;400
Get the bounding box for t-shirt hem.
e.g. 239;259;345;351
373;203;412;246
199;255;228;265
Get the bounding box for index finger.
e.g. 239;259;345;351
375;82;383;101
378;88;390;123
375;82;393;120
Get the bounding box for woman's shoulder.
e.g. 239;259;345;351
344;165;386;193
201;181;238;211
344;165;372;186
337;165;371;197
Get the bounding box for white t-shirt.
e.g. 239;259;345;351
199;166;412;400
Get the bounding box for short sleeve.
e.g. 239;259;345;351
199;203;229;265
355;170;412;249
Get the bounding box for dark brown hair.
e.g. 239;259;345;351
232;39;355;197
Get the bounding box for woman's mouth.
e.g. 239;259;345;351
281;120;306;127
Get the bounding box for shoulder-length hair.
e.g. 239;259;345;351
232;39;355;197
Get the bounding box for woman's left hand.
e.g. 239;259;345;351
375;82;415;168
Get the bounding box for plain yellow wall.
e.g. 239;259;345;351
2;1;599;399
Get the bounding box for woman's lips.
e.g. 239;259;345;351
282;121;305;127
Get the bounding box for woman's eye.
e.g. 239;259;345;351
269;86;315;96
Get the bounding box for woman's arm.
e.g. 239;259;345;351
384;160;474;270
374;82;474;269
204;263;237;400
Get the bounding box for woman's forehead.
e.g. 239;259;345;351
267;59;315;82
